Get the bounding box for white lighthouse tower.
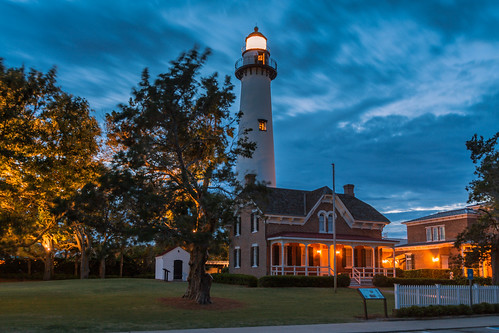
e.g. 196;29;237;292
235;27;277;187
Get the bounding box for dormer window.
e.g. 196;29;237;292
258;119;267;131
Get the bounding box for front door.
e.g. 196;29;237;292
173;260;183;280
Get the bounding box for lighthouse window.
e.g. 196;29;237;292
258;119;267;131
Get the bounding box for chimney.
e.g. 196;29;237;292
244;173;256;186
343;184;355;197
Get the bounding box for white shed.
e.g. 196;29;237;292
155;247;190;281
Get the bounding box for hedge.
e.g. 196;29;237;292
402;269;451;279
211;273;258;287
257;274;350;288
373;274;492;287
395;303;499;318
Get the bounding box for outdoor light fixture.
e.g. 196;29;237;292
336;250;341;254
432;256;439;262
316;250;321;254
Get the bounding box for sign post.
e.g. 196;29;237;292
467;268;474;307
357;288;387;320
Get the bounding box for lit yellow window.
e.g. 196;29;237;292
258;119;267;131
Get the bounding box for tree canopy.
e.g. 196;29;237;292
107;48;251;303
0;60;101;279
456;132;499;284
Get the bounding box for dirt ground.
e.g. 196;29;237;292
159;297;245;310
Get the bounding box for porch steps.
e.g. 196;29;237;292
349;278;373;287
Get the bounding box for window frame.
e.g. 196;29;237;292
234;247;241;268
251;244;259;268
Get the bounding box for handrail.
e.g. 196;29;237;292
235;56;277;72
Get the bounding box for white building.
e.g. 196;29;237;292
154;247;190;281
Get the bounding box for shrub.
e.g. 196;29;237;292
403;269;450;279
395;303;496;317
372;274;391;287
373;275;492;287
211;273;257;287
258;274;350;288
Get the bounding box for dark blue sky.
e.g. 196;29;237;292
2;0;498;238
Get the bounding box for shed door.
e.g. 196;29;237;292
173;260;183;279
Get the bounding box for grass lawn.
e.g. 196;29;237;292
0;279;394;332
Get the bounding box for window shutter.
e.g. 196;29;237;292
256;246;259;267
256;216;259;232
250;247;254;267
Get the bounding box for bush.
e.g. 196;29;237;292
373;275;492;287
211;273;257;287
372;274;391;287
257;274;350;288
395;303;495;317
403;269;450;279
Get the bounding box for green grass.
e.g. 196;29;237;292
0;279;394;332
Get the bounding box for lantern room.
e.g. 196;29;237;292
245;27;267;51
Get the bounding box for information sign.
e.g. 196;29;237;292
467;268;474;280
357;288;387;320
358;288;385;300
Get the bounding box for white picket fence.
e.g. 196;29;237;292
394;284;499;309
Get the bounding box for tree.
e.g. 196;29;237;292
107;48;252;304
0;60;101;280
456;132;499;284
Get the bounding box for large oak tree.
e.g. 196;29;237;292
107;49;252;304
0;60;100;280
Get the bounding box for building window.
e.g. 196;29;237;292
258;119;267;131
406;254;413;270
327;214;334;234
251;212;259;233
251;244;259;267
234;247;241;268
426;225;445;242
234;215;241;236
319;214;325;232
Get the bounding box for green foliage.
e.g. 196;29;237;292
402;269;451;279
257;274;350;288
211;273;257;287
373;275;491;287
395;303;498;318
456;132;499;284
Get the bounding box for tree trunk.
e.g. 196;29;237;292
99;257;106;279
491;251;499;285
119;252;124;278
74;255;79;277
42;237;54;281
43;248;54;281
27;259;31;276
80;249;90;279
183;245;212;304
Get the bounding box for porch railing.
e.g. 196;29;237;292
351;267;395;285
270;265;333;276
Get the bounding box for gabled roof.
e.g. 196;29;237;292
155;246;188;258
254;186;389;223
403;208;477;224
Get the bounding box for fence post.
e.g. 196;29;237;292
436;284;441;305
394;284;399;309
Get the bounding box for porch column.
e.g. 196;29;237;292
280;242;285;274
352;246;356;269
327;245;331;276
305;244;309;276
371;246;375;269
269;242;273;275
392;246;396;277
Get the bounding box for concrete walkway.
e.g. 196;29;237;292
123;315;499;333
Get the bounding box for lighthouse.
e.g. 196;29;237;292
235;27;277;187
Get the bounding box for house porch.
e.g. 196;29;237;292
269;238;397;285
